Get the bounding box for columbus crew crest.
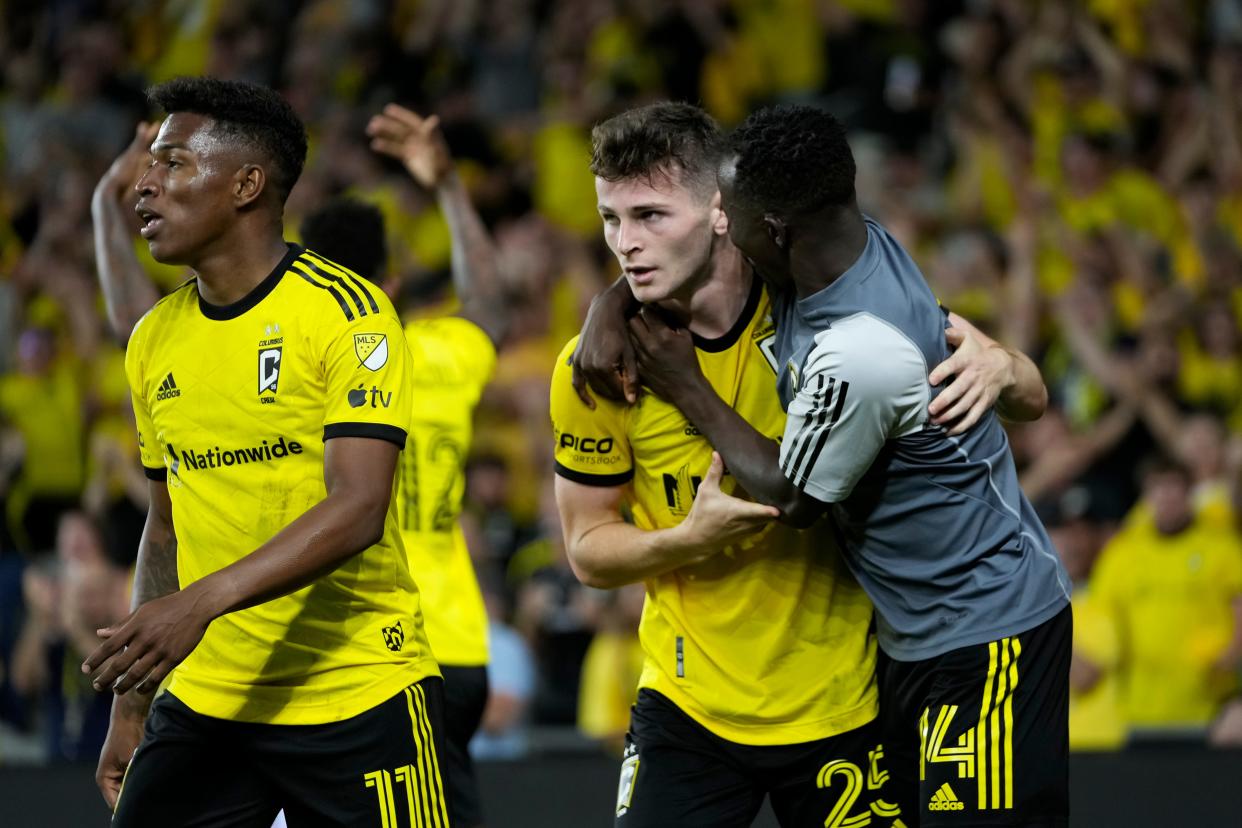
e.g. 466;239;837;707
354;333;388;371
381;620;405;652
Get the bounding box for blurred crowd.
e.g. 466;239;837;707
2;0;1242;766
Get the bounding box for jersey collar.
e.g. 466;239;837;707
691;272;763;353
198;243;302;321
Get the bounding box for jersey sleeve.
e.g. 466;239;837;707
408;316;498;397
779;316;928;502
549;337;633;487
443;317;498;389
321;309;413;447
124;317;166;480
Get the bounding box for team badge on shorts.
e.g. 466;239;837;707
382;620;405;652
354;333;388;371
616;743;640;817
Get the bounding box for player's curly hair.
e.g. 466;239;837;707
590;102;724;199
729;104;855;214
300;198;387;284
148;77;308;204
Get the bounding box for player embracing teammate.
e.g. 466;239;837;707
566;102;1070;828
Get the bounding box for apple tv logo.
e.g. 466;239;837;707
348;384;392;408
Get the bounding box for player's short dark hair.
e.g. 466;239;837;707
299;198;387;283
729;104;856;214
147;77;307;204
590;102;724;199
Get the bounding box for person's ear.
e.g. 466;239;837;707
763;214;788;250
234;164;266;208
710;190;729;236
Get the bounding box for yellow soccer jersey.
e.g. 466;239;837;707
550;281;878;746
396;317;495;667
125;245;437;725
1090;518;1242;728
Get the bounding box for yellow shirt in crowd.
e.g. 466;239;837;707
1090;516;1242;728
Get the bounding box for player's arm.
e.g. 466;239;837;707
625;308;828;527
557;452;778;589
630;309;923;529
571;275;641;407
367;104;511;346
95;479;177;807
91;122;162;343
82;436;400;697
927;310;1047;434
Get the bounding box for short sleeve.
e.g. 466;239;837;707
779;315;928;502
321;310;413;448
124;320;166;480
440;317;498;388
549;337;633;487
405;316;497;399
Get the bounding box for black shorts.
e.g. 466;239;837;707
615;689;903;828
113;677;450;828
440;664;489;828
877;604;1072;827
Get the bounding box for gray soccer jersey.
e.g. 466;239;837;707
772;217;1070;661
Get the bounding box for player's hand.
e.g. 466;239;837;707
676;452;779;557
572;280;639;408
96;700;146;809
628;306;704;405
81;590;211;696
96;121;160;202
366;104;453;189
928;313;1013;435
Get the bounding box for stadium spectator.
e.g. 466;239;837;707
1089;455;1242;736
576;583;643;754
0;327;85;554
10;513;128;763
470;583;536;761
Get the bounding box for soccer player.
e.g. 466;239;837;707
617;103;1070;826
366;103;511;828
94;99;510;828
83;78;449;827
553;102;893;828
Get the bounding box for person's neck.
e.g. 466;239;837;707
192;223;290;307
790;205;868;301
657;240;751;340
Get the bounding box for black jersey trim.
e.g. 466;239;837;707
303;251;381;315
323;422;408;447
294;269;353;320
691;274;762;353
553;461;634;487
142;465;168;481
198;244;299;321
296;257;370;318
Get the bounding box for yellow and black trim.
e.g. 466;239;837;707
553;461;634;487
975;636;1021;811
324;422;408;448
404;683;450;827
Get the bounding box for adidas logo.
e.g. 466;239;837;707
928;782;965;811
155;373;181;401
